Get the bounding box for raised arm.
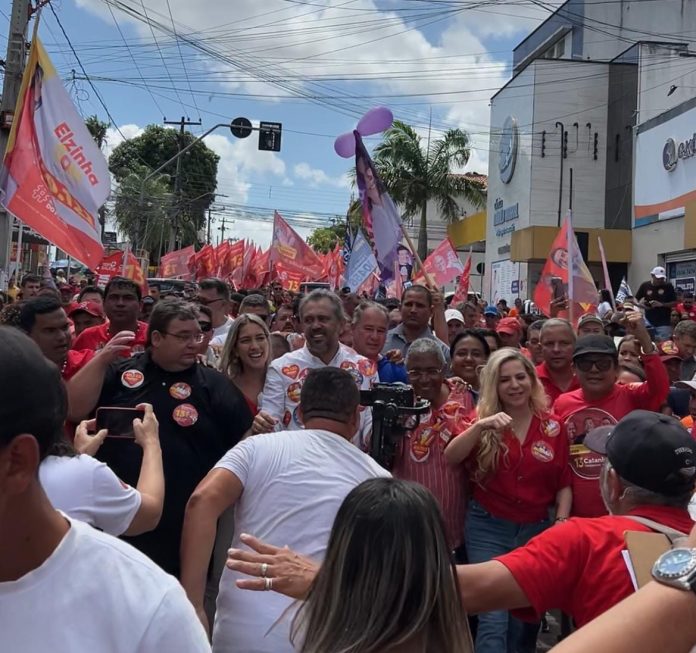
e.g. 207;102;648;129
181;468;243;634
444;413;512;464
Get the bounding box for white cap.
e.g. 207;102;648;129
445;308;465;324
651;266;667;279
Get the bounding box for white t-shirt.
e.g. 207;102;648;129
211;316;235;345
260;344;378;445
0;516;211;653
211;429;390;653
39;454;141;536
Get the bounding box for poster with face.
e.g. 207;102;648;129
563;407;615;481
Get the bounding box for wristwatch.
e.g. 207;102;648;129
652;548;696;592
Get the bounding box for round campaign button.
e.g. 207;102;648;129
121;369;144;389
169;382;192;400
172;403;198;427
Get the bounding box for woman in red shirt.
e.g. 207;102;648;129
445;347;572;653
220;314;270;416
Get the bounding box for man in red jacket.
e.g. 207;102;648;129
553;311;669;517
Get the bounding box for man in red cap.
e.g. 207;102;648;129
496;316;531;359
68;301;106;337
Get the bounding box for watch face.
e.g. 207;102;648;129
656;548;696;579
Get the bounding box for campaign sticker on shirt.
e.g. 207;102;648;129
410;427;437;463
564;407;614;479
298;367;310;380
531;440;555;463
282;410;292;426
172;403;198;427
543;419;561;438
287;381;302;404
340;360;357;371
292;407;304;427
169;382;192;400
347;368;363;387
121;369;144;389
281;364;300;379
358;358;377;377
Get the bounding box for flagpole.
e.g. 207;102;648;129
597;236;616;311
566;212;575;328
399;223;436;289
15;219;23;277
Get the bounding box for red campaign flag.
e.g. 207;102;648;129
0;38;109;267
159;245;195;279
413;238;464;287
94;249;148;294
215;241;231;278
327;242;345;290
193;243;217;280
241;241;257;288
228;240;246;288
387;257;404;300
252;247;271;287
276;261;305;292
533;214;597;319
270;211;324;279
451;248;472;305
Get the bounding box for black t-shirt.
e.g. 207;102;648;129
635;281;677;327
95;352;252;576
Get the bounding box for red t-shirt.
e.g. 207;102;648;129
392;381;475;548
553;353;670;517
462;413;571;523
677;303;696;322
536;362;579;405
72;321;148;357
496;505;694;627
62;349;95;381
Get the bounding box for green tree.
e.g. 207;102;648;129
84;116;109;238
307;223;346;254
371;121;485;260
108;125;220;251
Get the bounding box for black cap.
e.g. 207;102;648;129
572;334;617;359
585;411;696;496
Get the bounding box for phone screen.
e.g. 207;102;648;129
551;277;565;302
96;407;145;438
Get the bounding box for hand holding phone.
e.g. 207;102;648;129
96;407;146;439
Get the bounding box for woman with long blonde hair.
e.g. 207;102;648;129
292;478;473;653
219;313;270;415
445;348;572;653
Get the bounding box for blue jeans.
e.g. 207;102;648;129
465;500;550;653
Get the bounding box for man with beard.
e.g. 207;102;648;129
252;289;378;444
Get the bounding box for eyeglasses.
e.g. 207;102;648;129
575;357;614;372
196;297;223;306
407;368;443;379
198;322;213;333
161;331;205;344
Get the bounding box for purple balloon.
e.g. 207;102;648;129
356;106;393;136
334;131;356;158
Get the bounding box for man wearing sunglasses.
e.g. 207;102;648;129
197;278;234;341
553;311;669;518
67;298;252;578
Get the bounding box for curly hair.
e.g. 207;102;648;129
473;348;548;481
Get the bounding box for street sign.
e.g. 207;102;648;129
102;231;118;245
259;121;282;152
230;117;252;139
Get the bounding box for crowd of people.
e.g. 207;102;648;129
3;265;696;652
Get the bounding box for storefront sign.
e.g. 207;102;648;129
499;116;519;184
676;277;695;293
663;135;696;172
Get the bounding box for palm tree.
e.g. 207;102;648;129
85;116;110;239
372;120;485;260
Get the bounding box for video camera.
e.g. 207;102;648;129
360;383;430;470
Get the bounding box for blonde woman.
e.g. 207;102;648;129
220;313;271;416
445;348;571;653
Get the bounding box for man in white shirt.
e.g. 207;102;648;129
180;367;390;652
0;326;210;653
197;278;234;341
253;289;378;443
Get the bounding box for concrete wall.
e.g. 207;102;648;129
630;217;685;290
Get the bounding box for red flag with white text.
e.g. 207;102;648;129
94;250;147;294
159;245;195;279
270;211;324;279
451;248;472;305
413;238;464;286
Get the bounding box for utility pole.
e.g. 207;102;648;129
218;215;228;244
0;0;32;287
163;116;201;252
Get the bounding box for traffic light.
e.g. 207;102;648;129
259;122;282;152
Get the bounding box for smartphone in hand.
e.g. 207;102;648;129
96;407;145;439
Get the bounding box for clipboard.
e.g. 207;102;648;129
624;531;672;589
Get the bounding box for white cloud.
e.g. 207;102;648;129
293;162;348;188
103;124;143;159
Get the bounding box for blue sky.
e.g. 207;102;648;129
12;0;561;246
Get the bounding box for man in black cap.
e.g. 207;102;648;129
0;327;210;651
225;411;696;633
553;311;669;517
